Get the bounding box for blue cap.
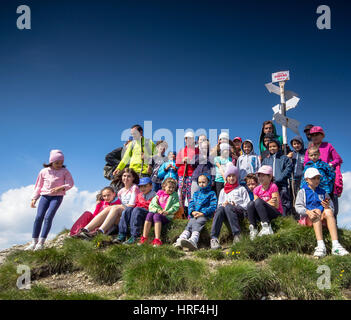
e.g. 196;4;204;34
138;177;152;186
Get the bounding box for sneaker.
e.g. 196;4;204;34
89;229;104;238
173;238;183;250
332;244;349;256
152;238;163;247
24;242;37;251
34;243;45;251
249;224;258;241
180;238;198;251
233;234;242;244
123;236;137;245
210;238;221;250
258;222;272;237
313;246;326;258
76;228;93;240
138;236;148;245
112;234;126;244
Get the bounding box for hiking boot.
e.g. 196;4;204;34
258;222;272;237
313;246;326;258
180;238;198;251
173;238;183;250
210;238;221;250
112;234;126;244
34;243;45;251
249;224;258;241
152;238;163;247
123;236;137;245
138;236;148;245
233;234;242;244
332;244;349;256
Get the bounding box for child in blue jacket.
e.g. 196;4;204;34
158;151;178;182
173;173;217;251
300;145;335;195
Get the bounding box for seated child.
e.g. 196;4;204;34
173;173;217;251
262;139;293;216
295;168;348;258
236;139;261;185
138;178;180;247
300;145;335;196
70;187;120;237
210;163;250;249
157;151;178;182
114;177;156;244
244;173;259;201
247;165;283;240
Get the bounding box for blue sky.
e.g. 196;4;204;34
0;0;351;247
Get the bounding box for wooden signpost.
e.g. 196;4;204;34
265;70;300;155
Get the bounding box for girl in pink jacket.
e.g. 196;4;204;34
304;126;343;217
25;150;74;251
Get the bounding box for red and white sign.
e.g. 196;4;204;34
272;71;290;83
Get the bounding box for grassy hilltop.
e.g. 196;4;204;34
1;216;351;300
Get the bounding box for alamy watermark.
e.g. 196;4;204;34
16;264;31;290
317;265;331;290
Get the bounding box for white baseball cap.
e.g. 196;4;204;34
184;131;195;139
219;132;229;140
304;168;321;179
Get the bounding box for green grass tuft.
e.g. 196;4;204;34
123;256;207;296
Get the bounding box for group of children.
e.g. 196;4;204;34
25;123;349;258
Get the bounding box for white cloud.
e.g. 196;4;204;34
0;186;97;250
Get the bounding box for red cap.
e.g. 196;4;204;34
233;137;242;142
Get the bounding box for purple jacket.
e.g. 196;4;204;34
304;142;343;168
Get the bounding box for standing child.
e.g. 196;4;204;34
191;135;215;197
210;163;250;249
295;168;348;258
176;131;199;212
244;173;259;201
247;165;283;240
139;178;180;247
304;126;343;217
214;143;232;198
25;150;74;250
158;151;178;182
115;177;156;244
231;137;243;166
236;139;261;185
287;136;306;198
174;173;217;251
262;139;293;216
150;140;168;192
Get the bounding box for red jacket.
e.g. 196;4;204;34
176;146;199;177
134;192;155;210
92;198;121;217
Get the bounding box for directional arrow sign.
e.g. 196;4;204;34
266;82;299;100
265;82;281;95
271;96;300;114
273;112;300;135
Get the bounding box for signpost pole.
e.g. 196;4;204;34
279;81;288;155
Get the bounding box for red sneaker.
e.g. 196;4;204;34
138;236;148;245
152;238;163;247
